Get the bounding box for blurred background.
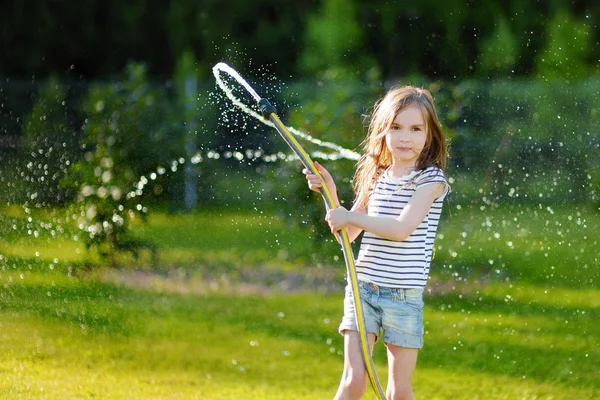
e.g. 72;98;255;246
0;1;599;399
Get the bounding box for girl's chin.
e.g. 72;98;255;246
393;154;417;163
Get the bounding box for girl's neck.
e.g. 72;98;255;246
388;163;417;179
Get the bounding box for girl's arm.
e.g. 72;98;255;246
342;201;367;244
326;183;445;241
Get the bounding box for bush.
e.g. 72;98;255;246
65;63;178;266
22;75;79;205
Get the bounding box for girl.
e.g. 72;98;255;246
303;86;449;400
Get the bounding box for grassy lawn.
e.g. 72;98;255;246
432;202;599;288
1;269;598;399
2;202;597;288
1;204;599;399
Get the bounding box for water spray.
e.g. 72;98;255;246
213;62;385;398
213;63;360;161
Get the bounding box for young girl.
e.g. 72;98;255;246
303;86;449;400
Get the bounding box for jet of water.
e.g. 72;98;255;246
212;62;360;161
213;62;261;102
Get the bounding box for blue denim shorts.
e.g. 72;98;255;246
339;280;424;349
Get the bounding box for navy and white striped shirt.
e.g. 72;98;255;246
355;166;450;288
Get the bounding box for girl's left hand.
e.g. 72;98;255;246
325;207;350;233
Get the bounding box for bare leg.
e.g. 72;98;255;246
384;343;418;400
334;330;377;400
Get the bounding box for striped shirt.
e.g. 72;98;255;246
355;166;450;288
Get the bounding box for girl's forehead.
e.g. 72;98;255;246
392;105;425;125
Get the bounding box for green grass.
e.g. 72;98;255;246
433;202;599;288
1;203;598;288
1;204;599;398
126;203;600;289
0;269;598;399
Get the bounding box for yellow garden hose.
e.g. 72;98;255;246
258;98;385;399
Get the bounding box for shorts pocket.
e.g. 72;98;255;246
404;288;424;310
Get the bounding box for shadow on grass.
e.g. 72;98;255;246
1;278;133;335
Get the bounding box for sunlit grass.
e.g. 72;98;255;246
1;204;598;398
1;270;598;399
2;204;598;289
131;209;331;268
434;203;599;287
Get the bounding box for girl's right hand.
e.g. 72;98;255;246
302;161;335;193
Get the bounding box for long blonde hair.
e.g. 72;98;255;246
353;86;448;209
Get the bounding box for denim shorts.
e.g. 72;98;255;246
339;280;424;349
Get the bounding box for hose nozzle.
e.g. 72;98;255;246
258;98;277;118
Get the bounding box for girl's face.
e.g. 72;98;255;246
384;105;428;167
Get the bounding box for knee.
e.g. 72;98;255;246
339;371;368;398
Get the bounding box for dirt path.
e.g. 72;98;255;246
103;267;487;297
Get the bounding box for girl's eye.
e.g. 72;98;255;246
412;127;422;131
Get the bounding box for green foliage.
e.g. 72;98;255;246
535;10;594;81
65;63;177;266
478;16;518;75
1;0;599;81
301;0;366;75
22;75;77;204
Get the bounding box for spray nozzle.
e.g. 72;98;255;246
258;98;277;118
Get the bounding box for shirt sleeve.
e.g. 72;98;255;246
415;167;450;200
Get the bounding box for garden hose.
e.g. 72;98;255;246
258;98;385;399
